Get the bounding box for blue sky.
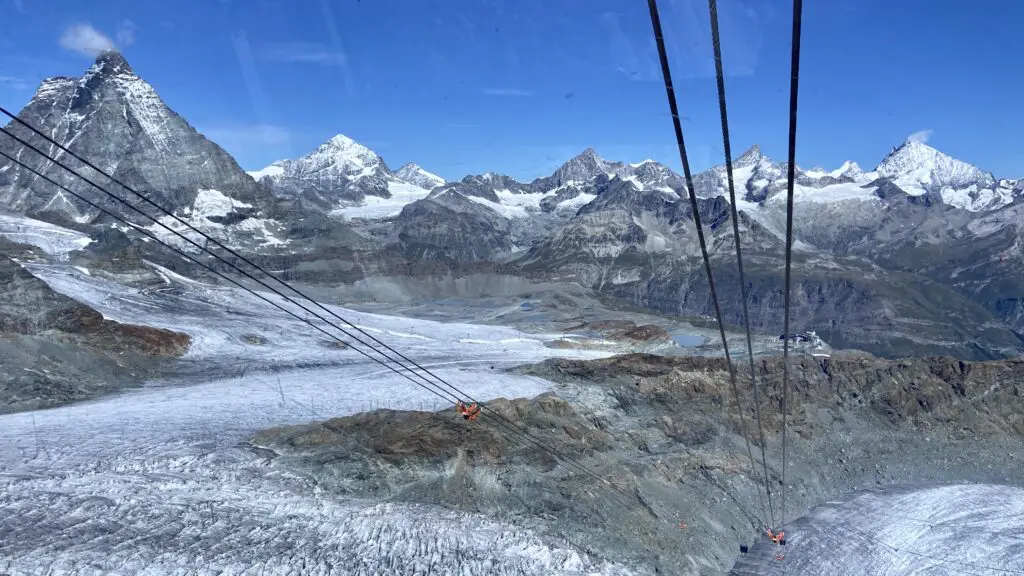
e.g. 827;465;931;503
1;0;1022;182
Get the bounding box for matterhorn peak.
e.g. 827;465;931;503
88;50;133;77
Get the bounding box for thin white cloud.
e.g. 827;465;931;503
482;88;534;97
260;42;345;65
908;129;934;144
447;122;481;129
0;76;31;90
13;0;27;14
116;20;137;47
59;23;116;58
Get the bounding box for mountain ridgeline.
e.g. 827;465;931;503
2;51;1023;361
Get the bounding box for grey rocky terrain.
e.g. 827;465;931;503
0;246;190;413
251;352;1024;575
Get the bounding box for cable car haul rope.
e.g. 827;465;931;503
646;0;802;552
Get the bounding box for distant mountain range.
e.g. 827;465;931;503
2;50;1024;361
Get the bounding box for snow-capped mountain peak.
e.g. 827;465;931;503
547;147;631;187
876;140;994;191
314;134;378;165
85;50;133;78
256;133;387;184
1;50;278;245
247;133;394;204
734;144;764;168
394;163;446;189
831;160;864;179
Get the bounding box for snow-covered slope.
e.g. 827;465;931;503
876;140;993;191
329;181;433;220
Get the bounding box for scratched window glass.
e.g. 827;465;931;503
0;1;1022;574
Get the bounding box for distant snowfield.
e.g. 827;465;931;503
330;181;434;220
0;212;93;257
0;261;640;575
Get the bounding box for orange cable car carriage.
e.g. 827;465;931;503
455;400;481;421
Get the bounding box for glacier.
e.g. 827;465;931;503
0;259;645;576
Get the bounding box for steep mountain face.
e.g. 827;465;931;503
530;149;684;199
393;163;445;190
250;134;394;208
432;173;530;203
531;148;633;191
0;51;274;240
392;189;518;263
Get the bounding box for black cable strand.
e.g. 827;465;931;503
646;0;767;533
0;141;636;512
781;0;804;533
0;108;635;506
707;0;776;530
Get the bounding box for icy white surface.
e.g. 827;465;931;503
330;181;432;220
466;193;535;219
186;188;250;219
0;263;639;575
22;261;617;367
830;160;864;179
0;213;93;258
765;181;878;205
732;484;1024;575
